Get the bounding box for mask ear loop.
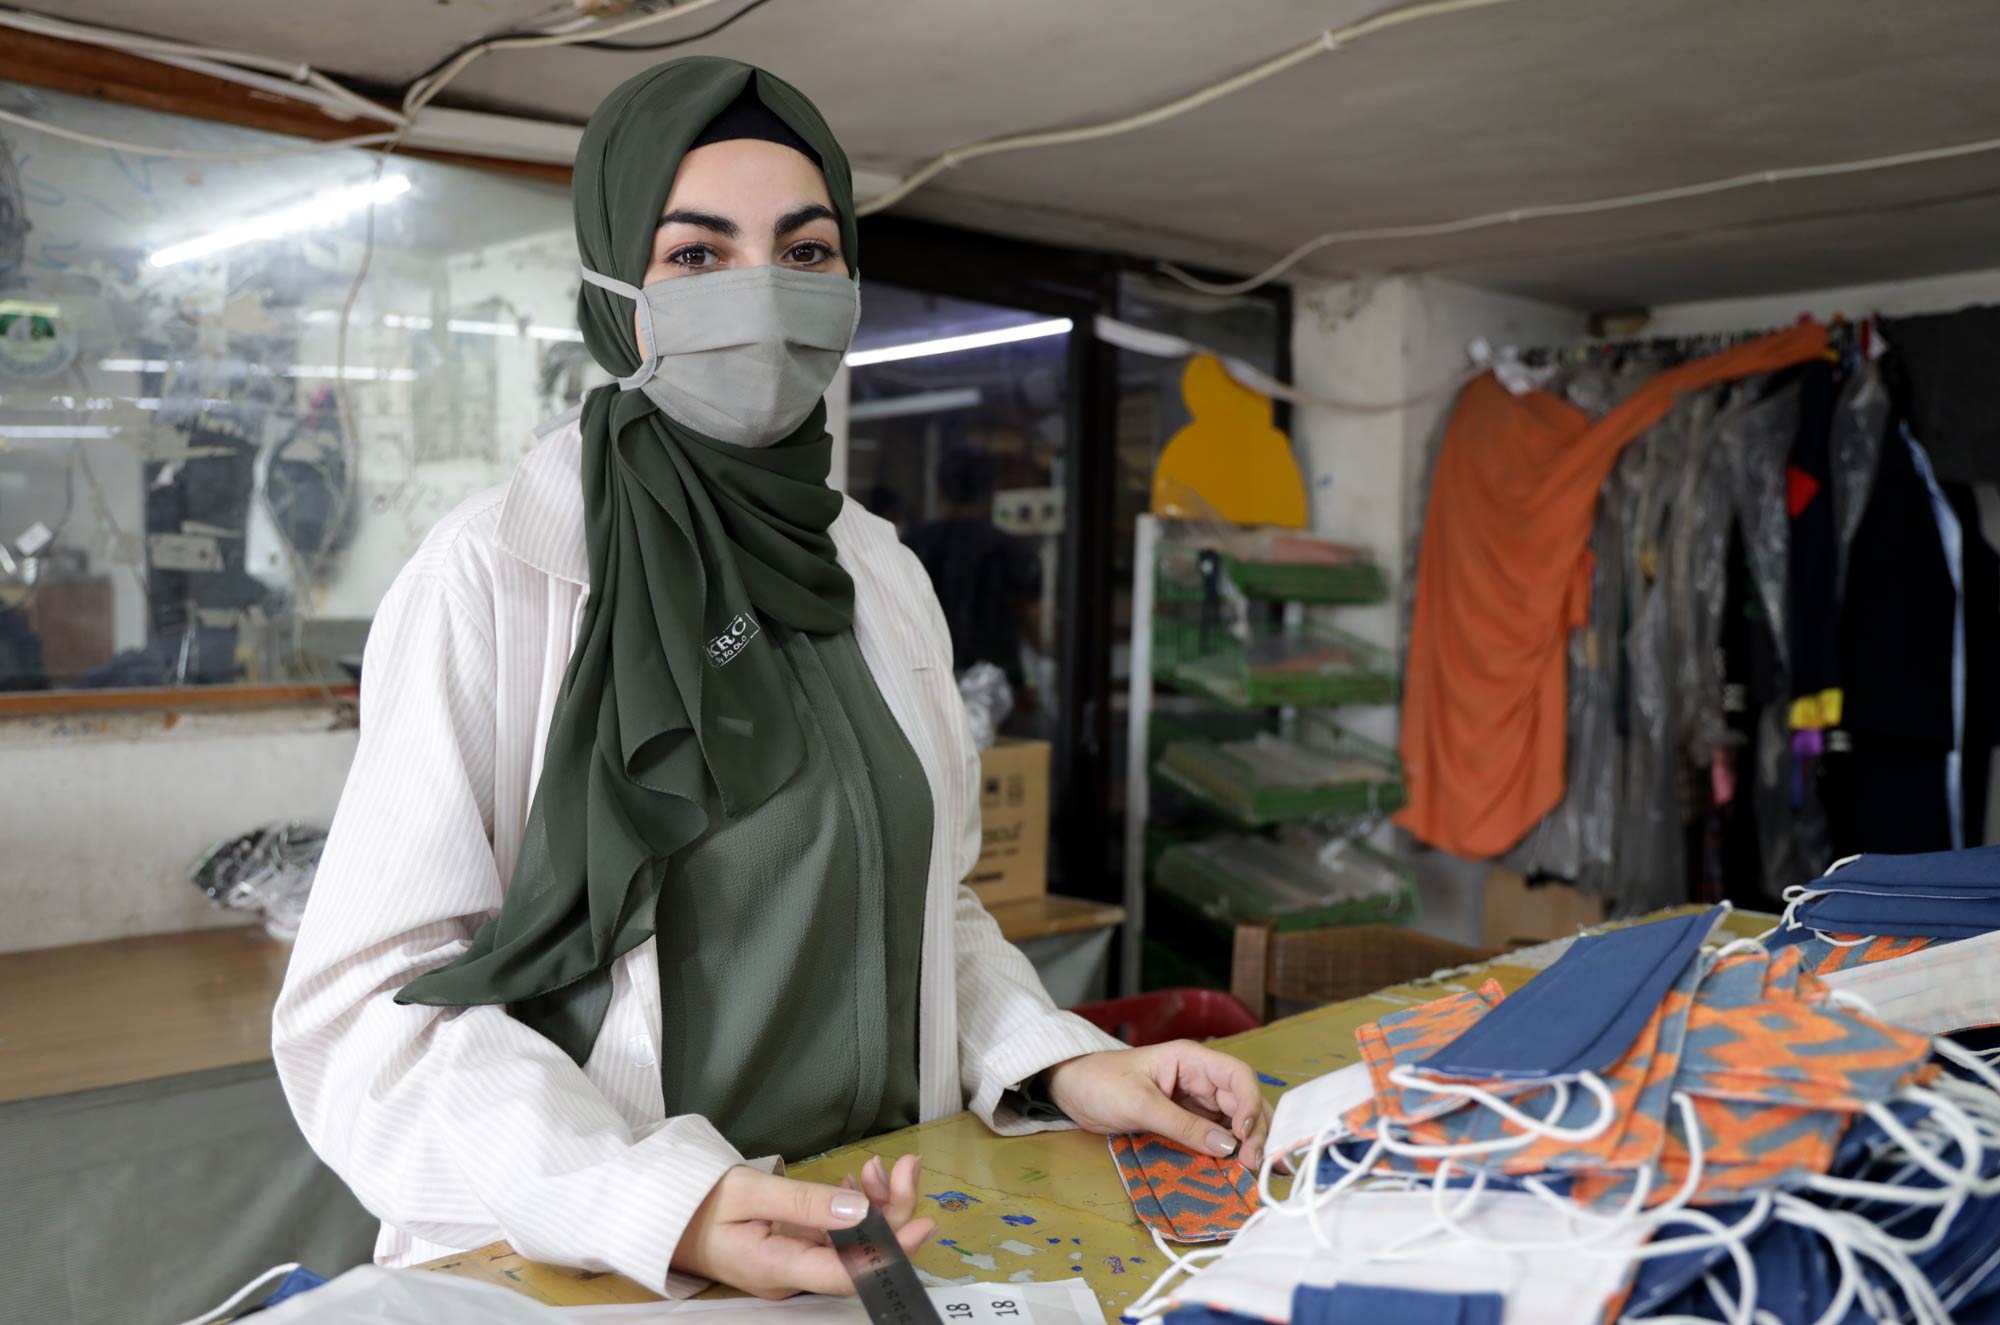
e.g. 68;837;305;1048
1415;1091;1717;1257
1265;1112;1387;1214
1368;1112;1771;1325
1931;1073;2000;1146
1822;997;2000;1203
1783;1108;1972;1321
1380;1066;1617;1153
1125;1207;1271;1325
1513;1086;1722;1241
1763;883;1832;944
1760;1196;1869;1325
1709;935;1770;961
1614;1200;1773;1325
1374;1080;1574;1159
1776;1195;1953;1325
1935;1032;2000;1096
578;266;661;391
1303;1134;1394;1250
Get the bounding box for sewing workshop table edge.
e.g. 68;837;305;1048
417;906;1777;1316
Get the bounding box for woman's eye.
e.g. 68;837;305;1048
667;245;717;269
785;242;834;266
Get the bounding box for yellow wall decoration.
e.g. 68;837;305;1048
1151;354;1308;529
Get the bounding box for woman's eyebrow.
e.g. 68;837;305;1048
658;208;738;237
774;203;838;236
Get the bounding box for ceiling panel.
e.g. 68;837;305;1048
43;0;2000;308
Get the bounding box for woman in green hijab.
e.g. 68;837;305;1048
274;57;1270;1301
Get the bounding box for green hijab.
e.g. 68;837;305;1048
397;58;862;1062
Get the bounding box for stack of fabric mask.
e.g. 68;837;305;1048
1129;885;2000;1325
1768;846;2000;1051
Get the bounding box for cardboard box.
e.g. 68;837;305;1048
968;738;1050;906
1482;866;1607;951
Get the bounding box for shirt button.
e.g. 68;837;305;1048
629;1035;657;1068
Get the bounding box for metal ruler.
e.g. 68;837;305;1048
829;1207;944;1325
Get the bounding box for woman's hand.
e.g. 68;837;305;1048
1042;1041;1273;1170
672;1156;937;1299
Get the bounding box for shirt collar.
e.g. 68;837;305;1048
494;413;867;590
496;417;590;586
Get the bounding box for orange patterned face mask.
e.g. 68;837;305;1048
1108;1132;1263;1243
1675;979;1932;1112
1347;980;1513;1133
1808;932;1941;975
1401;954;1705;1178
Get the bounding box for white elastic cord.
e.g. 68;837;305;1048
1880;1086;1994;1196
576;266;657;390
1126;1213;1260;1323
1422;1092;1720;1257
1696;1272;1782;1325
1374;1080;1578;1159
1767;1197;1868;1325
1518;1162;1659;1234
1933;1074;2000;1143
1304;1135;1391;1249
1619;1201;1771;1325
1772;885;1826;937
1383;1066;1618;1149
1258;1137;1312;1210
1407;1156;1655;1254
1710;935;1770;961
1778;1197;1951;1325
170;1263;300;1325
1936;1034;2000;1096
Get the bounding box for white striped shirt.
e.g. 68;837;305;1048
271;419;1120;1295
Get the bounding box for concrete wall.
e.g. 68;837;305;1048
0;705;357;954
1290;274;1588;944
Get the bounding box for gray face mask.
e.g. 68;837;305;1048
580;263;860;447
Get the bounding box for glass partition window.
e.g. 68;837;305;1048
1110;271;1284;685
844;283;1070;737
0;83;588;692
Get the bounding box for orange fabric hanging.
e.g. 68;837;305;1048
1395;323;1831;859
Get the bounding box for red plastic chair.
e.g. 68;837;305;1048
1071;988;1262;1046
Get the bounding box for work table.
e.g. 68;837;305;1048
424;907;1776;1320
0;924;289;1103
0;897;1122;1104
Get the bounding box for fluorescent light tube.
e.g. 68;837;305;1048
149;174;412;268
1;425;118;439
848;387;983;422
282;365;418;382
845;318;1070;368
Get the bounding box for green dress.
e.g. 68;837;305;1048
655;627;934;1161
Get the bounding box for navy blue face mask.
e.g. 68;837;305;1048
1415;906;1725;1083
1778;846;2000;941
1293;1283;1503;1325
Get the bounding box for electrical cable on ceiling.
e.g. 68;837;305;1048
399;0;734;117
850;0;1528;218
0;105;397;160
12;0;2000;314
404;0;772;81
575;0;775;51
1094;313;1475;413
0;7;403;126
0;0;742;163
0;0;741;160
1159;131;2000;296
